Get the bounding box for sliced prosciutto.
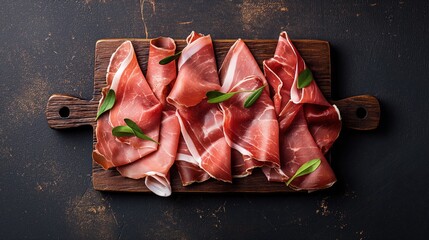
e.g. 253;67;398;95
168;31;232;183
218;39;280;177
175;136;211;186
93;41;162;169
117;111;180;197
263;31;341;190
146;37;177;107
107;41;162;149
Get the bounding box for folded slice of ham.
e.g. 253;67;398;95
107;41;162;149
117;111;180;197
93;41;162;169
175;136;211;186
263;31;341;190
218;39;279;177
220;76;280;177
168;32;232;183
146;37;177;107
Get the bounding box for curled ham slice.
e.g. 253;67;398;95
117;111;180;197
93;41;162;168
263;31;341;190
219;39;279;177
169;32;232;183
107;41;162;149
175;136;211;186
146;37;177;107
167;32;221;108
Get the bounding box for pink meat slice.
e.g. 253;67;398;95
220;76;280;178
117;111;180;197
146;37;177;107
93;41;162;168
167;31;232;183
107;41;162;149
263;31;341;190
167;32;221;108
218;39;279;177
175;136;211;186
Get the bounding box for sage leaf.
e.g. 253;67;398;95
243;85;265;108
206;91;237;103
95;89;115;120
286;158;321;186
112;125;135;137
159;51;182;65
297;68;314;89
124;118;159;144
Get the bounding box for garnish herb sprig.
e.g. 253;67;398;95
286;158;321;186
297;68;314;89
95;89;115;120
112;118;159;144
159;51;182;65
206;85;266;108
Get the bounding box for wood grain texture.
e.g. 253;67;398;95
45;39;380;193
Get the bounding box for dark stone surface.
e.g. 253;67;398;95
1;0;428;239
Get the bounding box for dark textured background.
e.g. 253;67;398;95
1;0;428;239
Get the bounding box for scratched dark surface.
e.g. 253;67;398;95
1;0;428;239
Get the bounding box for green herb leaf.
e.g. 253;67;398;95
243;85;265;108
206;91;237;103
159;51;182;65
297;68;314;89
124;118;159;144
286;158;321;186
96;89;115;120
112;125;135;137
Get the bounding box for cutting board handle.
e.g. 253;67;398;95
332;95;380;131
45;94;97;129
45;94;380;131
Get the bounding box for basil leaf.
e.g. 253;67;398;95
243;85;265;108
112;125;135;137
159;51;182;65
96;89;115;120
206;91;237;103
124;118;159;144
297;68;314;89
286;158;321;186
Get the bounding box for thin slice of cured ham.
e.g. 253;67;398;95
175;136;211;186
220;76;280;177
167;32;221;108
218;39;279;177
146;37;177;107
263;31;341;190
117;111;180;197
93;41;162;169
107;41;162;149
168;31;232;183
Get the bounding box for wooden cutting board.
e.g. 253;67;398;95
46;39;380;192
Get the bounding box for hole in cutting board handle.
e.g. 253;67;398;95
59;106;70;118
356;107;368;119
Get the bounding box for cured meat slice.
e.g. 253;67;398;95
107;41;162;149
263;31;341;190
263;111;336;190
218;39;279;177
220;76;280;177
168;31;232;183
146;37;177;107
117;111;180;197
167;32;221;108
175;136;211;186
176;101;232;182
218;39;267;92
93;41;162;168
